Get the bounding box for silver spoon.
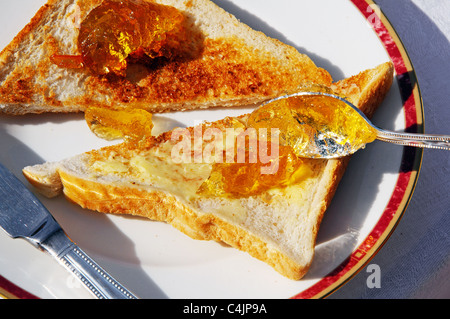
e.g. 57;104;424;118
262;92;450;159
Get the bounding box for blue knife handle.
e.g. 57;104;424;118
41;229;138;299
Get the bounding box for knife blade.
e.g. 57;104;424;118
0;162;138;299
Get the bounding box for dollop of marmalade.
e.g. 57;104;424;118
196;144;315;198
51;0;187;76
85;107;154;143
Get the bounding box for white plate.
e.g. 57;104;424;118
0;0;423;299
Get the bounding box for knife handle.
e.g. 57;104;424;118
60;244;138;299
40;230;138;299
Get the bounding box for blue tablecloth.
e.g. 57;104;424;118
330;0;450;299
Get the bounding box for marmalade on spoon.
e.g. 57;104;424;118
247;92;378;159
198;90;378;198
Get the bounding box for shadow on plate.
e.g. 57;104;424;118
305;72;421;279
0;127;168;298
210;0;345;80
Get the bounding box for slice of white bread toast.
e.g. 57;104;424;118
0;0;331;115
23;62;394;280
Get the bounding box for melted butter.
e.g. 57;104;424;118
129;154;211;199
90;142;212;201
91;159;128;174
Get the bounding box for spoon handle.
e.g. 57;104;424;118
376;129;450;150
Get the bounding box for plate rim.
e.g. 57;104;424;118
0;0;424;299
291;0;424;299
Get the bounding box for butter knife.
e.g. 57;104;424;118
0;162;138;299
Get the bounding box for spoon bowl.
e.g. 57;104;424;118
262;92;450;159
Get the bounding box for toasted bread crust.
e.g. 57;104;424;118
23;62;394;280
0;0;332;114
58;169;308;279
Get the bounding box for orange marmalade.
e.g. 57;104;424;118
85;106;154;143
196;144;315;198
247;92;378;159
86;88;377;199
198;91;378;198
51;0;187;76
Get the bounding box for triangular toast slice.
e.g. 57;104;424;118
23;62;394;279
0;0;331;115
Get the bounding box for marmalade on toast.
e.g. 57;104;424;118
51;0;187;76
85;106;154;142
86;86;377;198
198;86;378;197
